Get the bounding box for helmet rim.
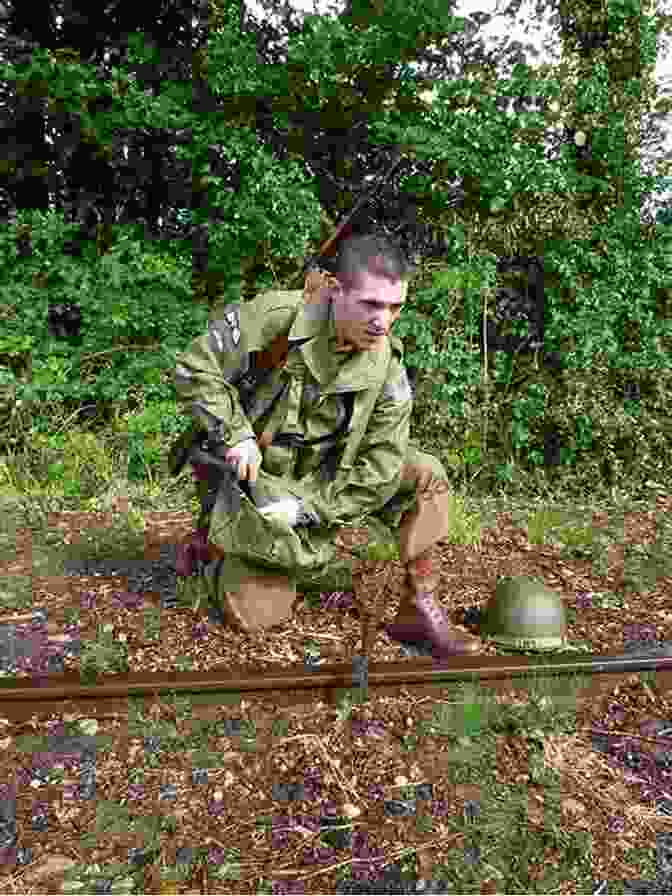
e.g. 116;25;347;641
482;575;568;649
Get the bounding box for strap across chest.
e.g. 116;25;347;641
243;328;355;452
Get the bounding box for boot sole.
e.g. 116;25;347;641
385;623;482;656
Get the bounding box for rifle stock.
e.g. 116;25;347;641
290;149;405;288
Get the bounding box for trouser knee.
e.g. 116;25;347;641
376;449;449;531
399;450;449;490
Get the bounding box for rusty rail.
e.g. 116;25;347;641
2;646;672;709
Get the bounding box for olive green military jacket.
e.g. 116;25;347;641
173;289;413;530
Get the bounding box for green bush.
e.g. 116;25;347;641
115;399;193;483
2;204;671;511
0;209;206;499
0;208;209;430
395;249;672;505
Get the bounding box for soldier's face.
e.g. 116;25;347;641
331;269;406;352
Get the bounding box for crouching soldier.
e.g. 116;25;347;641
171;231;482;657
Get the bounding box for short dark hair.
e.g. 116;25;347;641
333;231;414;291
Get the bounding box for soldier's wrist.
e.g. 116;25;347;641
226;426;257;450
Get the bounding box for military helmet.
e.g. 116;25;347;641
481;576;567;650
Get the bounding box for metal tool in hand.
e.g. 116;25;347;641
185;440;317;527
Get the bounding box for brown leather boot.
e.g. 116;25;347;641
175;527;210;577
385;550;482;656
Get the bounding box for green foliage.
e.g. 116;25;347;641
111;399;193;483
12;427;115;499
656;204;672;227
0;18;325;447
79;623;130;683
119;399;192;437
0;0;670;508
0;209;208;428
0;30;323;288
349;540;400;563
382;33;672;499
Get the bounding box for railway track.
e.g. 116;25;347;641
3;642;672;723
3;636;672;894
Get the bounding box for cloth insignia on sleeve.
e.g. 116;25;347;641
224;310;241;346
381;366;413;403
210;305;241;354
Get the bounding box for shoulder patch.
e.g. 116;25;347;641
381;366;413;403
210;305;241;354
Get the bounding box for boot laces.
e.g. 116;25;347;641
414;591;447;624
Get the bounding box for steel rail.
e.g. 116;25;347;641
2;645;672;706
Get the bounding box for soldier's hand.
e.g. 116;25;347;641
220;437;262;484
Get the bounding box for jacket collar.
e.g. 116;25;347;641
287;295;390;391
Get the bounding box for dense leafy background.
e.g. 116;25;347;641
0;0;671;504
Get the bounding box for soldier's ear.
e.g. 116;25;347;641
328;279;345;305
330;272;344;291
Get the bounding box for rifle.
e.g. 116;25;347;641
298;149;404;283
168;429;255;517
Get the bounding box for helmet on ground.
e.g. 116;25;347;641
481;576;567;650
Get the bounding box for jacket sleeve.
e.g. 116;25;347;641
172;294;294;449
295;353;413;528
